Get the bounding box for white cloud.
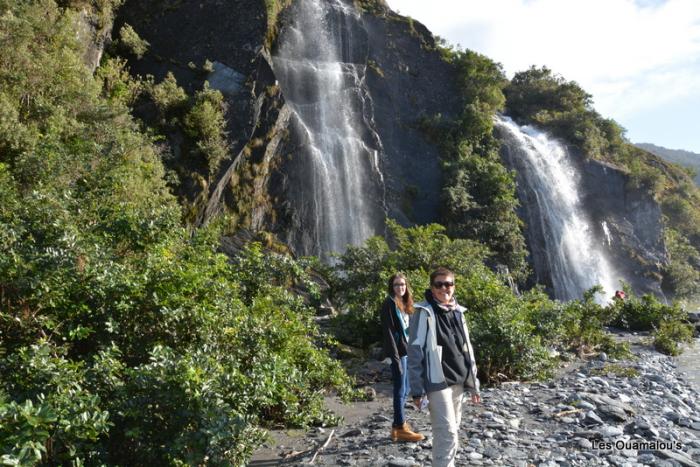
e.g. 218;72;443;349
386;0;700;149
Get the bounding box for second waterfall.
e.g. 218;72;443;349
496;116;619;302
272;0;385;259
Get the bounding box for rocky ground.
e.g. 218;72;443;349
250;333;700;467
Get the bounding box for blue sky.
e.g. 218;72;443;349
386;0;700;153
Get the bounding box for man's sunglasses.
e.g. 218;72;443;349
432;281;454;289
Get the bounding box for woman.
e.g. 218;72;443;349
380;273;425;443
408;267;480;467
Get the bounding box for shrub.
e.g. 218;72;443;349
183;83;229;173
653;319;694;356
0;3;354;464
611;292;686;331
331;220;554;383
147;72;189;116
118;23;149;59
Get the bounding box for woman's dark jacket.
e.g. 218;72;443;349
380;296;408;372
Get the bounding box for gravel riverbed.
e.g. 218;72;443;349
250;333;700;466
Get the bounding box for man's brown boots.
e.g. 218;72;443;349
390;423;425;442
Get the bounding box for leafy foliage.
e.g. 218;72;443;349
0;2;353;464
505;66;623;161
118;23;149;59
605;290;694;355
331;221;553;382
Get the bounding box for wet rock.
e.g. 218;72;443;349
584;410;605;426
386;457;419;467
598;425;624;438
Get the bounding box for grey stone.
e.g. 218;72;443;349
651;449;700;467
207;61;246;96
577;401;597;411
598;425;624;438
584;410;605;426
578;438;593;449
386;458;419;467
638;453;657;464
483;447;501;459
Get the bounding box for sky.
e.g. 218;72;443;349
385;0;700;154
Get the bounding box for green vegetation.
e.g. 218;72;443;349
2;2;697;464
117;23;149;59
0;2;353;464
505;66;700;302
330;222;634;383
141;71;231;222
505;66;624;161
589;363;640;378
354;0;388;15
608;290;695;356
638;143;700;186
264;0;293;48
421;47;529;282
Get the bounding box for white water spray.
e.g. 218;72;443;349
272;0;382;258
496;116;618;302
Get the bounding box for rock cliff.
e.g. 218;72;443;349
579;158;667;296
113;0;669;296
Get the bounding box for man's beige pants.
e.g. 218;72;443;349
428;385;464;467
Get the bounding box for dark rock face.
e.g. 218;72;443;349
115;0;455;254
115;0;277;224
116;0;266;91
261;1;461;255
114;0;668;295
362;14;461;226
579;158;667;297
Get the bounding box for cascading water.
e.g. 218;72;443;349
272;0;384;259
495;115;619;302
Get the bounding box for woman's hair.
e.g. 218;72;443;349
388;273;414;314
429;267;454;285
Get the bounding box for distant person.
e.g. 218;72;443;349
380;273;425;443
408;267;480;467
613;290;626;301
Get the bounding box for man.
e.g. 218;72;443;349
407;267;480;467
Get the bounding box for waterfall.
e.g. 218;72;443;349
272;0;384;259
495;115;618;302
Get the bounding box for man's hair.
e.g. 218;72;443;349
430;267;454;285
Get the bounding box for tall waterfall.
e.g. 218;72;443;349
495;116;618;302
272;0;384;258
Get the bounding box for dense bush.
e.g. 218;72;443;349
331;222;659;382
607;291;694;355
0;2;354;464
331;221;554;382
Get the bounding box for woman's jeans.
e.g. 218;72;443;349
391;355;410;427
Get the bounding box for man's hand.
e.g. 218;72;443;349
470;393;481;404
